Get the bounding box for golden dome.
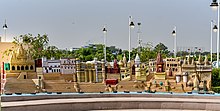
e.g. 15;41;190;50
123;54;127;64
118;60;124;67
16;44;27;59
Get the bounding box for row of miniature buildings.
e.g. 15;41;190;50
0;43;213;93
148;53;212;91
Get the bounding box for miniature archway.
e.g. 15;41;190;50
21;66;24;70
25;65;29;70
30;65;34;70
12;66;15;70
17;66;20;70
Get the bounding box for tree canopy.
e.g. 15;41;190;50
5;33;209;63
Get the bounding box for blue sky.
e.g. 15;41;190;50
0;0;217;52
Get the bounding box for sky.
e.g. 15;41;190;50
0;0;217;52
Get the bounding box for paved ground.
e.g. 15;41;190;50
2;94;220;111
2;97;220;107
89;109;207;111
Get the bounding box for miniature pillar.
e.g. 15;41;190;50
76;59;81;82
93;67;96;82
89;68;93;83
85;69;88;82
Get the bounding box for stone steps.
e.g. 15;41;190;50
78;83;106;93
4;78;37;93
43;80;76;93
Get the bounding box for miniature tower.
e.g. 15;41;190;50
156;53;164;72
135;54;141;80
123;54;127;67
154;53;166;80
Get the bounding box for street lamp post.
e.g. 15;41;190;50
137;22;142;53
103;26;107;64
172;26;177;58
129;16;135;62
3;19;8;42
211;20;218;62
210;0;220;68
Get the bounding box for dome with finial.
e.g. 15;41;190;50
9;43;35;73
118;60;124;67
16;44;28;60
123;54;127;64
135;53;140;66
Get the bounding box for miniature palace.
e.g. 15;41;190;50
0;43;212;94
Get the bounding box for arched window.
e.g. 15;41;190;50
30;65;34;70
17;66;20;70
25;65;29;70
21;66;24;70
12;66;15;70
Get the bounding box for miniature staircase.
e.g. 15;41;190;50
146;73;154;81
78;82;106;93
43;80;77;93
4;78;37;93
43;74;62;80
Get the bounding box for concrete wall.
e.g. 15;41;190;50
2;94;220;111
3;101;220;111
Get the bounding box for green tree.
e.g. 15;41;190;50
212;68;220;87
3;34;49;59
154;42;170;58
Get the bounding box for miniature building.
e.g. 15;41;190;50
134;54;147;81
148;59;156;74
42;57;61;74
75;58;105;83
9;44;35;73
182;55;196;76
119;54;132;80
60;58;76;74
112;59;120;73
106;59;120;74
195;55;212;90
154;53;166;80
165;57;182;80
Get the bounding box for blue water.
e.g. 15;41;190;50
2;91;220;97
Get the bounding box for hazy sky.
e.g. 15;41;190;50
0;0;217;52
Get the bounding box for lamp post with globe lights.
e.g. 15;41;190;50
172;26;177;58
210;0;220;67
128;16;135;62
